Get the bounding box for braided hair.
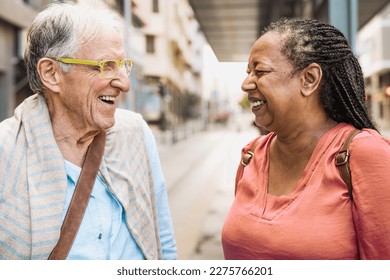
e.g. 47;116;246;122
263;18;377;130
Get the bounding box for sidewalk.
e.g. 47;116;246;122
151;115;258;259
150;119;207;147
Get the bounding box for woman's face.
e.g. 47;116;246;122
241;32;304;133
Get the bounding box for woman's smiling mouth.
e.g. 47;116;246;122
251;100;265;108
250;99;266;112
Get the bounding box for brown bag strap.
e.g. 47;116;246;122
241;137;262;166
335;129;360;200
48;130;106;260
235;136;262;194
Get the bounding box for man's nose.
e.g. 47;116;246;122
112;69;130;93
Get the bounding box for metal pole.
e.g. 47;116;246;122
328;0;358;52
123;0;133;109
124;0;132;56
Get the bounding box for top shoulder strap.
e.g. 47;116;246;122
235;136;262;195
335;129;360;200
241;137;262;166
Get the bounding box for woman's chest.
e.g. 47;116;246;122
224;186;358;259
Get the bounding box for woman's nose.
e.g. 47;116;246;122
241;74;257;92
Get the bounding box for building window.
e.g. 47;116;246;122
366;94;372;115
379;101;384;119
146;35;155;54
379;72;390;88
152;0;159;13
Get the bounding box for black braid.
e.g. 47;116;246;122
263;18;377;130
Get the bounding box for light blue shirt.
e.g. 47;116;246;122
62;122;176;259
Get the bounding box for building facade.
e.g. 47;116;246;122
0;0;50;121
357;2;390;131
136;0;205;130
0;0;206;131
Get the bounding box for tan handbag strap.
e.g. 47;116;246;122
48;130;106;260
335;129;360;200
241;137;262;166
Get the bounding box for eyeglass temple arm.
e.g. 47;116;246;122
58;58;100;66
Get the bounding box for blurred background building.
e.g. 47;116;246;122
0;0;41;120
0;0;207;137
1;0;389;134
357;2;390;131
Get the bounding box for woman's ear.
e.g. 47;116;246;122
300;63;322;97
37;58;62;93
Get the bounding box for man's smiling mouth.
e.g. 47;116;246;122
99;95;116;105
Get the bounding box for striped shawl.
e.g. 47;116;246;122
0;94;162;259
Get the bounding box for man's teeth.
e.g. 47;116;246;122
251;100;265;107
99;96;116;102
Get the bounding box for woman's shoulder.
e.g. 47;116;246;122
353;128;390;147
350;128;390;161
242;132;275;154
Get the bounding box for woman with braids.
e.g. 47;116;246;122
222;18;390;259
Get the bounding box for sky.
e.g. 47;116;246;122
202;44;248;108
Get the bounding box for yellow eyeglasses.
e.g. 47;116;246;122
57;58;133;79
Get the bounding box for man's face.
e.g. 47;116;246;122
56;29;130;131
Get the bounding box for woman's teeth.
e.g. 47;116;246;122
251;100;265;107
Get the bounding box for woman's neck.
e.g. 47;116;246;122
273;117;338;161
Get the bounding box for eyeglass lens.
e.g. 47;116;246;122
102;61;132;78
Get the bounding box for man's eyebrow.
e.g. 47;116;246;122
247;61;259;69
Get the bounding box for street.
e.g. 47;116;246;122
152;113;258;260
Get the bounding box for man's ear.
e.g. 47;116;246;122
37;58;62;93
300;63;322;97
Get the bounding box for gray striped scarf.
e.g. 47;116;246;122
0;94;161;259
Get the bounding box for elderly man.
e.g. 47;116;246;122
0;1;176;260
